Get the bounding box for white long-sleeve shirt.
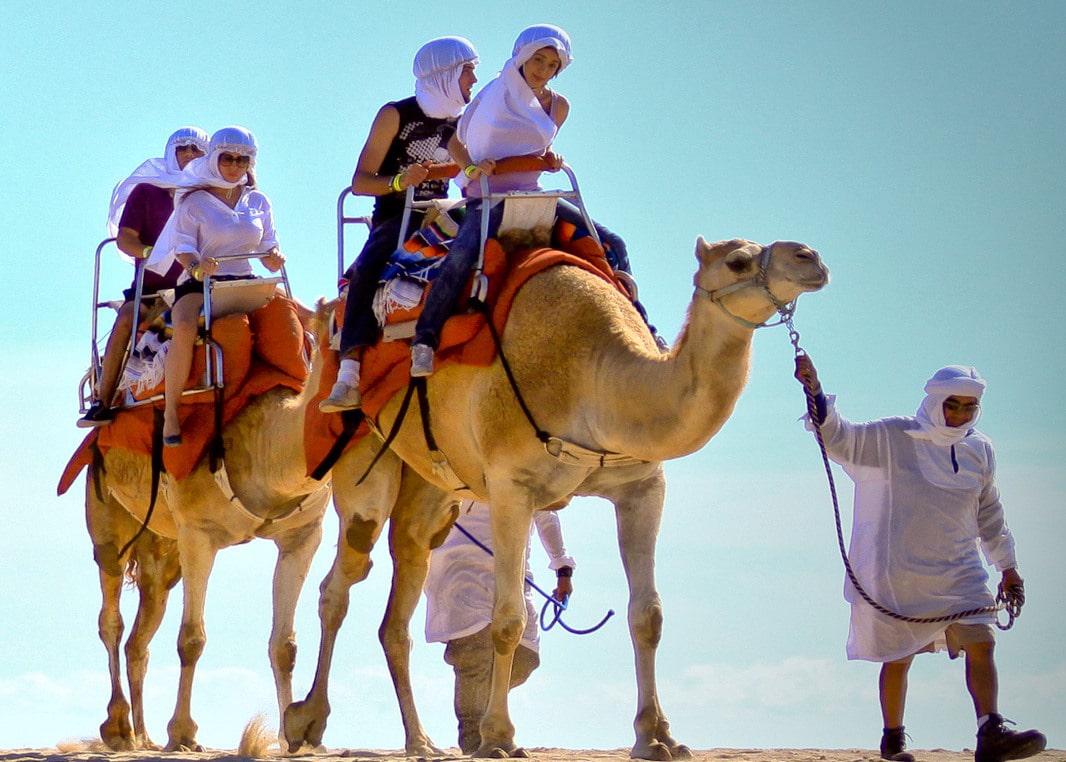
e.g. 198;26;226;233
424;501;575;652
147;188;278;281
807;396;1016;662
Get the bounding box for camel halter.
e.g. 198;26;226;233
788;321;1021;631
694;244;797;329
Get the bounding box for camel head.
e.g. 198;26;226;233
693;237;829;328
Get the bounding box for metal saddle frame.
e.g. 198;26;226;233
80;241;291;415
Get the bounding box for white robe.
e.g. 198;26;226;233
424;501;575;653
808;397;1016;662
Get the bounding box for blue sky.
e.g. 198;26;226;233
1;0;1064;753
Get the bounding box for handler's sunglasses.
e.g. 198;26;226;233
943;399;980;414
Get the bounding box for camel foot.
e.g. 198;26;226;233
282;698;329;752
405;739;444;757
474;743;527;758
630;740;675;761
100;731;134;752
165;741;204;753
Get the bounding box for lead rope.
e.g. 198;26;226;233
451;521;614;635
784;315;1020;631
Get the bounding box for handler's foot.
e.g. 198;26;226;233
880;726;916;762
319;381;362;412
975;714;1046;762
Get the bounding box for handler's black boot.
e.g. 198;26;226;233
974;714;1046;762
880;726;916;762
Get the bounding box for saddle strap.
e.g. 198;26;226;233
414;378;476;495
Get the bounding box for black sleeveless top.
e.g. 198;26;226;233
372;96;456;225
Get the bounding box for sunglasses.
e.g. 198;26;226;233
943;399;980;414
175;143;203;152
218;153;252;167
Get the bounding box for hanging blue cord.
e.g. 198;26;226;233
451;520;614;635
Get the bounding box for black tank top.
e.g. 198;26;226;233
372;96;456;225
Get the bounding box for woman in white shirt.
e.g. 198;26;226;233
148;126;285;446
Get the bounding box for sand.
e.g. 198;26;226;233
0;745;1062;762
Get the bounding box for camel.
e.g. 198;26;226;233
81;311;333;752
286;238;829;759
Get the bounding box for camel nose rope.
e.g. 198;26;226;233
785;316;1019;631
452;520;615;636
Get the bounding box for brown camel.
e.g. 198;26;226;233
82;315;332;752
285;238;829;759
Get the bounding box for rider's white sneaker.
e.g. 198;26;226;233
319;381;362;412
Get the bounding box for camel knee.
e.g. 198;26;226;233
344;515;379;555
271;637;297;675
176;623;206;666
631;599;664;649
491;613;525;654
93;542;125;578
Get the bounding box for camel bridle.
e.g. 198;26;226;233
694;243;798;329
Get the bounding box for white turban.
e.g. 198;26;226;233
146;126;259;276
106;125;209;237
510;24;572;72
413;36;479;119
456;25;572;176
908;365;986;446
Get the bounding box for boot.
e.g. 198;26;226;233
975;713;1046;762
880;726;916;762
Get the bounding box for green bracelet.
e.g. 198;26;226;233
391;173;405;193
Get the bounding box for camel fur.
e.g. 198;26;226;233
285;238;829;759
83;310;333;752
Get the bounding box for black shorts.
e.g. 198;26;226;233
174;274;255;301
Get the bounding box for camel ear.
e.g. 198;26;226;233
725;247;756;273
695;236;714;264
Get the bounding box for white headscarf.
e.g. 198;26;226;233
413;36;479;119
908;365;986;446
457;24;572;173
106;126;209;237
146;126;259;275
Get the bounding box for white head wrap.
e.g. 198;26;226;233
510;24;572;72
174;125;258;200
146;126;259;276
456;25;572;176
106;126;209;237
908;365;986;446
413;36;479;119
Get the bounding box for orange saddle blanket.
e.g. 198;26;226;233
58;296;310;493
328;222;630;423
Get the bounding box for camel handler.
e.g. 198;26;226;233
795;355;1046;762
319;36;479;412
423;500;574;754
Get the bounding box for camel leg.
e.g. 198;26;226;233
165;526;218;752
267;516;325;748
283;447;401;751
610;472;691;761
379;468;458;756
86;482;136;751
475;497;534;758
126;531;182;750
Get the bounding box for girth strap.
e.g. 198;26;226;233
310;408;366;480
413;378;475;495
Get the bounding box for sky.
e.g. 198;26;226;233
1;0;1064;754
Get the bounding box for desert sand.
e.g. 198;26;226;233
1;746;1062;762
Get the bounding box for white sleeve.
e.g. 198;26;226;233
256;192;280;251
975;443;1018;571
533;510;575;571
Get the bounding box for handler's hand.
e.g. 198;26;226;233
794;354;822;395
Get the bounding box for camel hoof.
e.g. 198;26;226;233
406;740;444;757
670;745;693;760
631;741;673;761
282;699;327;751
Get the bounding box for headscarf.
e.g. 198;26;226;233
907;365;986;446
457;24;572;173
106;126;209;237
413;36;479;119
173;125;258;201
145;126;259;276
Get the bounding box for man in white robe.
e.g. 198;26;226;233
424;500;574;753
795;356;1045;762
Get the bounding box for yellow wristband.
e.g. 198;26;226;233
463;164;478;178
391;173;405;193
140;245;153;260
